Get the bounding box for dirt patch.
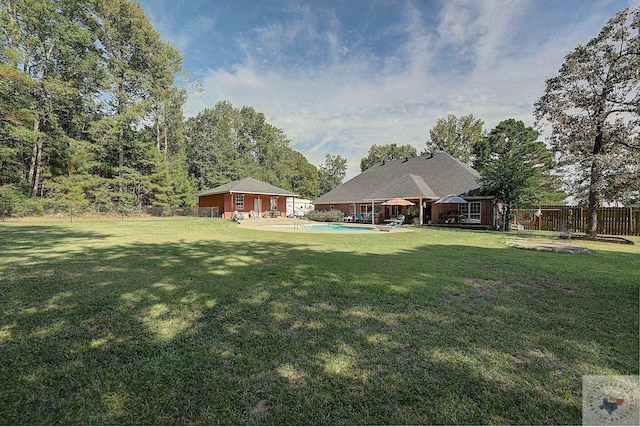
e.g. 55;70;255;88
251;399;269;415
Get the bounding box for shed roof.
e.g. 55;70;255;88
314;152;481;204
197;177;298;197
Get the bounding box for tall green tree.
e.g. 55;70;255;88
184;101;320;198
90;0;185;208
0;63;37;192
1;0;189;209
425;114;484;165
479;155;538;231
0;0;103;196
534;7;640;235
359;143;417;172
474;119;565;205
278;150;320;199
184;102;245;191
318;153;347;195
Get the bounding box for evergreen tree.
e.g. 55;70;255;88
474;119;565;205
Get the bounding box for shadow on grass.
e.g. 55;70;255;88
0;226;638;424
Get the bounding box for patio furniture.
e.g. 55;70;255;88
387;215;405;227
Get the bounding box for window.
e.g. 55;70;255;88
459;202;481;222
350;204;356;215
235;194;244;210
270;196;278;211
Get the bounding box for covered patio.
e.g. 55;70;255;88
314;153;495;227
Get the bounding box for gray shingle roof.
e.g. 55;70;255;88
314;152;481;204
197;177;298;197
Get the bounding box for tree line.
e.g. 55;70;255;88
0;0;344;211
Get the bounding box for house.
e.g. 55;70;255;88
313;152;494;227
197;177;298;219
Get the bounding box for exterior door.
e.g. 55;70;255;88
424;200;432;224
253;198;262;215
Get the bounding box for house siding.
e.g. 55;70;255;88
198;193;288;218
317;198;494;226
431;199;493;225
198;194;226;216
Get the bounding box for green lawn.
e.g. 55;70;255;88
1;218;638;425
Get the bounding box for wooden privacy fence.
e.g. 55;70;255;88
514;206;640;236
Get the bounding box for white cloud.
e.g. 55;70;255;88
184;0;631;179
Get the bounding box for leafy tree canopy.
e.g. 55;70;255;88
318;153;347;195
425;114;484;165
475;119;565;207
534;7;640;234
359;143;417;172
183;101;320;199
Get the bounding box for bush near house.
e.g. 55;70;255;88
306;210;345;222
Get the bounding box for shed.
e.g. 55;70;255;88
197;177;298;218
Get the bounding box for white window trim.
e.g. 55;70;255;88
235;194;244;210
459;201;481;221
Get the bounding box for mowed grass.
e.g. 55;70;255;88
0;218;638;425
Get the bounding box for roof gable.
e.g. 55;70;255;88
197;177;298;197
314;152;481;204
368;174;436;200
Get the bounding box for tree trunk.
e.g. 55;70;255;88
587;131;604;236
155;104;161;151
31;139;43;197
587;162;600;236
28;115;42;197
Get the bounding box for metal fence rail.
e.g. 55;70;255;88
514;206;640;236
0;202;227;222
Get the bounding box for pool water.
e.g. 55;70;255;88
274;223;376;231
305;223;375;231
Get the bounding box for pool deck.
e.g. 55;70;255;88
236;218;411;233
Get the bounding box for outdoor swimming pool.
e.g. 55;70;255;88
272;223;377;232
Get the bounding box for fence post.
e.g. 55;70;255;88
70;205;73;223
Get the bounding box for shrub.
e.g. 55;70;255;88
306;210;345;222
0;185;45;217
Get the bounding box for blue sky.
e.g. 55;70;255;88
139;0;638;178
